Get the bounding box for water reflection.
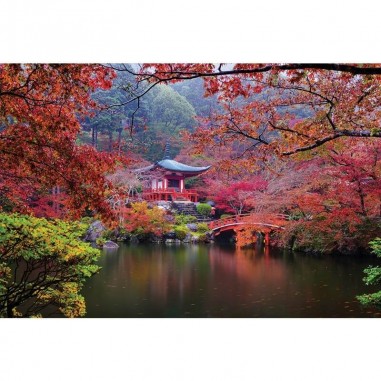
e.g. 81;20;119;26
83;243;381;318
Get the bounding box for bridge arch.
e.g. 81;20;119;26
208;214;286;246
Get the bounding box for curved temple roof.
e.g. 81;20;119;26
135;159;210;175
157;159;210;173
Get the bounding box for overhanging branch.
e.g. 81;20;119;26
282;129;381;156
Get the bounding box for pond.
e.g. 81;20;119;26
83;243;381;318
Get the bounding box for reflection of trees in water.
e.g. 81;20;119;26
104;244;290;313
84;244;381;317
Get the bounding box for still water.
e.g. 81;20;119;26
83;243;381;318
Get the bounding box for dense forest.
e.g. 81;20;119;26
2;63;381;317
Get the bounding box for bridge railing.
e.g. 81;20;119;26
208;213;288;230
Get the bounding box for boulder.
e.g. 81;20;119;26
149;234;163;243
164;231;176;239
206;232;214;241
103;240;119;249
186;223;198;232
157;201;172;210
85;220;105;242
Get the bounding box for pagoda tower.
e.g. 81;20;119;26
136;143;210;202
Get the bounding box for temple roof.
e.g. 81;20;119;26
135;142;211;176
157;159;210;173
135;159;210;175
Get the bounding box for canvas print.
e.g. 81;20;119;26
1;63;381;318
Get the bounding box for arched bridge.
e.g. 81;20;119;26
208;213;288;246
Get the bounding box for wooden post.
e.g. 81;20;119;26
265;232;270;246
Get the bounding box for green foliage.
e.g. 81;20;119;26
174;226;188;240
220;214;233;219
171;78;221;117
80;216;94;225
149;85;196;131
80;65;143;151
196;203;212;217
120;84;198;162
184;176;205;189
0;213;100;318
175;213;197;225
99;227;129;242
197;233;208;243
357;290;381;305
357;238;381;306
102;229;113;240
288;211;306;221
96;237;106;247
197;223;209;233
101;228;117;241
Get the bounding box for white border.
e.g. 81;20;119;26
1;1;381;380
1;0;380;62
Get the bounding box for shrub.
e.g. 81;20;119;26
357;238;381;306
96;237;106;247
123;202;171;236
80;216;94;225
175;214;197;225
174;226;188;240
197;222;209;233
102;229;115;240
196;203;211;217
198;233;208;242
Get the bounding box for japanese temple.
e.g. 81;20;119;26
137;144;211;202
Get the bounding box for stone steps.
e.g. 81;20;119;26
172;202;206;221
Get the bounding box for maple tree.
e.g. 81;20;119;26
265;139;381;252
116;64;381;164
120;63;381;253
0;64;118;219
198;136;381;251
212;178;268;215
106;168;145;226
0;213;100;317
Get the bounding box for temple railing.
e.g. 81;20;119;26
142;188;198;202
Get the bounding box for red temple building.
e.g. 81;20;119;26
137;145;210;202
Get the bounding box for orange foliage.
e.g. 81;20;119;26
139;64;381;162
135;64;381;252
122;202;171;236
0;64;118;219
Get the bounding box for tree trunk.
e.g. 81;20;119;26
91;126;95;147
357;181;367;216
117;128;122;154
109;131;113;152
6;298;14;318
94;126;98;149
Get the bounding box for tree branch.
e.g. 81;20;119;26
282;129;381;156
